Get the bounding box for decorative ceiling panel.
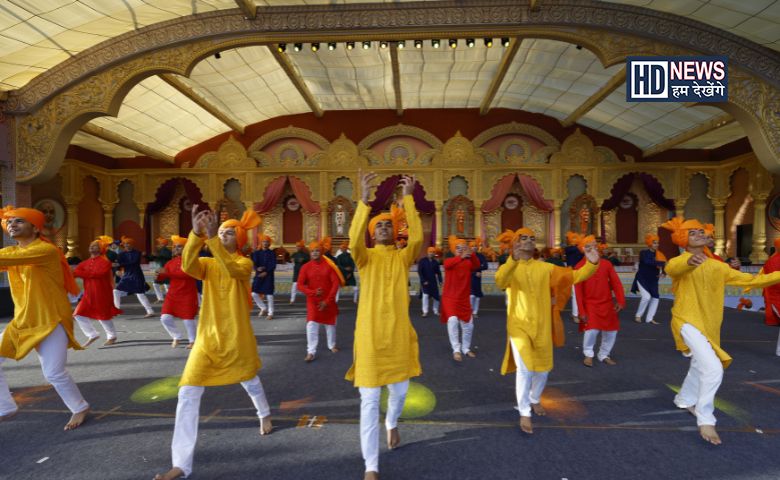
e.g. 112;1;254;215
676;121;747;149
70;131;141;158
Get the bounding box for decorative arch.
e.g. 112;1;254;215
249;126;330;152
145;177;206;252
195;136;255;169
357;124;443;151
472;122;561;148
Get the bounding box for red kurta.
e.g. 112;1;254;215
574;258;625;332
297;258;340;325
73;256;123;320
762;253;780;325
157;256;199;320
440;255;480;324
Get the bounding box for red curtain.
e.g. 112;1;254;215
518;174;553;212
254;176;288;214
289;176;321;213
481;174;517;213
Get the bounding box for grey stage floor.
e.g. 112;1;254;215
1;295;780;480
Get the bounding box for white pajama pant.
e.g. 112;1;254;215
306;321;336;355
421;293;440;315
635;283;659;322
470;295;481;315
510;340;549;417
113;289;154;314
290;282;299;303
171;376;271;478
674;323;723;426
160;314;197;343
359;380;409;473
582;329;618;361
447;316;474;354
74;315;117;340
152;283;168;301
252;293;274;315
570;286;579;317
335;286;359;303
772;306;780;357
0;325;90;416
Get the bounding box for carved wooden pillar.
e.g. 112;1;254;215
435;202;443;247
750;194;769;263
474;208;483;241
712;198;727;257
64;201;79;258
136;202;147;227
552;199;563;248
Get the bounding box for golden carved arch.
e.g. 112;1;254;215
320;134;368;170
357;124;443;151
195;136;255;169
472;122;561;148
249;126;330;152
549;129;602;164
431;132;482;168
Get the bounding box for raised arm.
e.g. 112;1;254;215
727;264;780;290
181;231;207;280
495;256;520;290
349;201;370;269
0;241;57;267
664;252;698;278
402;192;423;266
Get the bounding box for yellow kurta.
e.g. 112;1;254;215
179;232;261;387
345;195;422;388
665;251;780;368
496;256;597;373
0;239;81;360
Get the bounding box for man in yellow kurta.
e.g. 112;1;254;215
661;216;780;446
0;206;90;431
155;206;273;480
347;172;422;480
495;227;599;434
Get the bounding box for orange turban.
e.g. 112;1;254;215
171;235;187;246
156;237;169;246
645;234;659;247
661;216;704;247
220;209;262;252
1;205;79;295
257;233;273;244
427;246;436;254
577;235;597;252
515;227;534;238
774;237;780;250
368;205;405;238
703;223;715;237
597;243;608;253
448;235;467;253
93;235;114;254
309;236;332;253
121;235;135;246
550;247;562;255
566;231;582;246
1;206;45;232
295;239;305;248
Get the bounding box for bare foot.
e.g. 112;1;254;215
153;467;184;480
583;356;593;367
634;316;642;323
83;336;99;347
305;353;315;362
531;403;546;416
699;425;722;445
103;338;117;346
171;339;180;348
519;416;533;434
259;416;273;435
364;472;379;480
186;343;193;350
266;315;273;321
330;347;340;353
453;352;463;362
144;312;155;318
64;408;90;431
465;351;476;358
649;320;660;325
0;410;18;422
387;427;400;449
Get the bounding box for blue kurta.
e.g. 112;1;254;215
470;252;488;297
417;257;442;301
115;249;148;294
564;245;583;267
631;249;665;298
291;250;310;282
336;251;357;286
251;249;277;294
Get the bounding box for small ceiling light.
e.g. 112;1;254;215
311;42;320;52
214;52;221;59
277;43;286;53
414;39;422;49
432;39;440;48
328;42;336;51
449;39;457;49
362;41;371;49
575;44;583;50
293;43;302;52
501;37;510;47
397;40;405;49
380;40;389;49
346;41;355;50
466;38;475;48
484;37;493;47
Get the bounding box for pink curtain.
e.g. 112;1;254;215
481;174;517;213
518;174;553;212
289;176;321;213
254;176;288;214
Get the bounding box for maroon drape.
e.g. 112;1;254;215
144;178;204;254
289;176;321;213
482;174;516;213
254;176;288;214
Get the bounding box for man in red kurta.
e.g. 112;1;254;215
440;235;481;361
157;235;199;348
298;238;345;362
762;238;780;329
574;236;625;367
73;235;124;347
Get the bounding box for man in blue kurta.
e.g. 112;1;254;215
631;233;666;325
469;239;489;318
112;235;154;317
418;246;442;317
252;234;277;320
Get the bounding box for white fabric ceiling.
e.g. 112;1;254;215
0;1;762;159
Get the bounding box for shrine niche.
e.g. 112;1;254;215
215;178;246;222
569;194;599;236
444;195;475;239
615;192;639;244
328;196;355;241
501;193;523;232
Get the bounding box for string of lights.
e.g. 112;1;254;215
276;38;511;53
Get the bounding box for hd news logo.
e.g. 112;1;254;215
626;56;728;102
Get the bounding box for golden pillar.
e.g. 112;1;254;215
435;203;443;247
64;202;79;258
102;203;114;237
552;200;563;248
474;208;483;240
136;202;146;227
712;199;727;257
750;195;769;263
